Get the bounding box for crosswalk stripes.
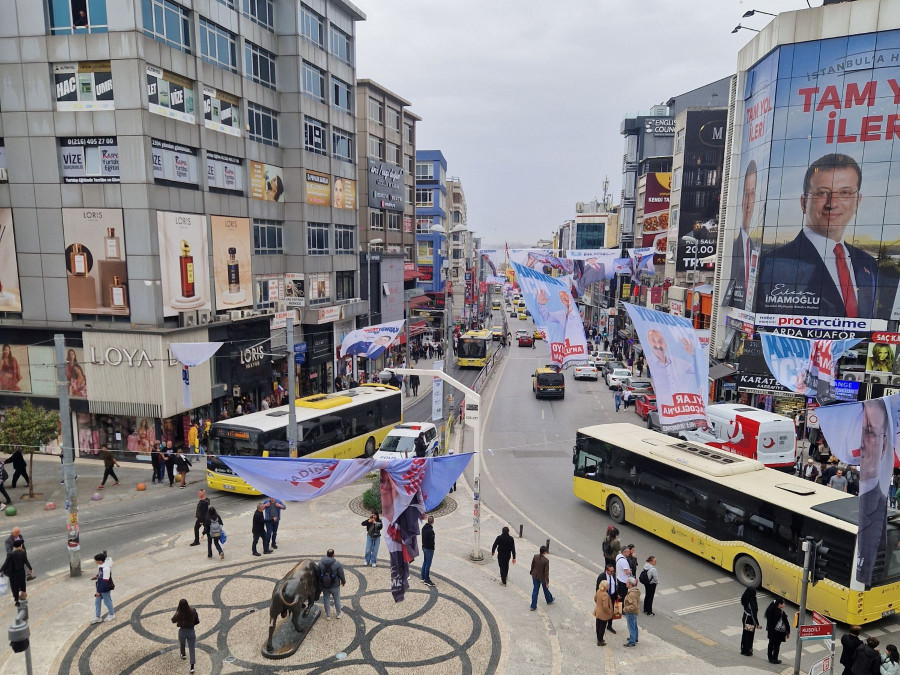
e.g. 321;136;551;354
675;597;741;616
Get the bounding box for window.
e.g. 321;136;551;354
247;102;279;146
415;217;433;234
368;242;383;252
50;0;108;34
367;136;383;160
675;128;685;154
199;18;237;72
302;61;325;101
404;122;414;145
386;107;401;131
404;154;414;174
415;188;433;207
329;24;352;63
142;0;191;53
672;167;682;191
307;223;329;255
335;225;354;254
415;162;433;180
331;77;352;113
253;219;283;254
386;142;400;166
368;98;383;125
370;211;384;230
336;271;354;300
243;0;273;30
304;117;327;155
244;41;276;89
254;275;282;309
407;185;414;205
300;4;325;48
404;245;412;262
215;0;235;8
332;128;353;162
387;212;401;231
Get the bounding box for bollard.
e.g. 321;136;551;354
546;539;550;553
518;524;523;538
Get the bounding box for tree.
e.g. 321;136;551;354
0;401;60;499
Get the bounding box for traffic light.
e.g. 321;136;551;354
811;539;829;586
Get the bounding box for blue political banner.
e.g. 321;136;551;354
341;320;405;359
759;333;860;403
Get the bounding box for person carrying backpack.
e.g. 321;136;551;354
207;507;225;560
317;549;346;620
639;556;659;615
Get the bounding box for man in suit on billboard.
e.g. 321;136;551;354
856;398;892;587
726;160;756;309
754;153;876;318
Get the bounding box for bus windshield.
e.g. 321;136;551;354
458;338;487;358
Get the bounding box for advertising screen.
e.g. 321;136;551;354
641;172;671;254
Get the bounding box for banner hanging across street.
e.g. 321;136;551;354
340;319;405;359
512;262;588;367
623;304;709;431
759;333;860;404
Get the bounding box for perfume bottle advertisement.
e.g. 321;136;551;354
210;215;251;310
62;208;128;316
0;209;23;313
157;211;210;317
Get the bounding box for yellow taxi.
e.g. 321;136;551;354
532;328;543;340
490;325;503;340
518;311;527;320
532;367;565;399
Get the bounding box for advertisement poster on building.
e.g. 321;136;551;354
62;208;129;315
624;304;709;431
249;161;284;202
866;341;896;374
0;209;22;312
512;262;588;367
157;212;210;317
285;273;305;308
759;333;860;403
58;137;119;184
366;159;404;211
206;152;243;194
305;170;331;207
308;273;331;303
403;216;413;233
641;172;671;257
54;61;114;111
816;395;900;586
332;177;356;210
417;241;434;265
64;346;88;398
151;138;199;187
202;87;241;137
210;216;251;310
566;249;617;297
0;344;30;393
146;66;195;124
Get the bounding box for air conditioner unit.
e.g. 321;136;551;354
685;272;697;283
843;372;861;382
230;310;244;321
178;310;198;327
870;375;885;385
198;310;211;324
890;375;900;386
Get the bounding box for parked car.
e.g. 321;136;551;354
600;360;624;377
573;365;599;380
622;377;654;395
606;368;632;389
634;394;657;421
646;410;662;431
373;423;439;461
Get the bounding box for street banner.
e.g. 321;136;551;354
759;333;860;403
623;304;709;431
566;249;617;297
432;360;444;422
628;247;656;276
613;258;633;274
340;320;405;359
509;249;573;275
512;262;588;367
816;396;900;586
477;249;504;277
486;275;505;285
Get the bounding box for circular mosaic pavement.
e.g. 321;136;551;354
58;555;500;674
348;495;458;519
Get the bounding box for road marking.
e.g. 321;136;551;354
678;584;697;591
884;623;900;633
44;567;68;578
541;409;545;420
867;628;885;637
674;597;741;616
697;580;717;587
672;624;718;646
657;588;678;595
715;577;733;583
720;626;742;636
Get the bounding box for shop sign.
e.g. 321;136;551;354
239;345;264;369
871;332;900;344
316;306;343;323
271;310;298;329
644;117;675;136
366;159;404;211
88;346;158;367
834;379;860;402
736;373;795;396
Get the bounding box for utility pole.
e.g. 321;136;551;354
793;536;814;675
54;334;81;577
7;598;32;674
285;320;297;457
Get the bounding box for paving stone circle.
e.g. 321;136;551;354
348;494;458;519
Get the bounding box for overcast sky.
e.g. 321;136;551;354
355;0;813;248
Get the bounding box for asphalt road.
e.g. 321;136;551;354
472;310;900;672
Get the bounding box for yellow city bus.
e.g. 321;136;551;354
573;423;900;625
206;385;402;495
457;329;495;368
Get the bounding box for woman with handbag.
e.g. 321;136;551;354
764;596;790;665
171;598;200;673
593;579;614;646
207;507;224;560
90;551;115;624
739;586;761;656
0;538;33;607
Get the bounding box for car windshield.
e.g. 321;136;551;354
613;369;630;377
629;380;652;388
379;435;416;453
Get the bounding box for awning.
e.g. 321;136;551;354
408;296;431;309
708;363;736;381
396;321;429;345
404;269;426;281
692;284;714;296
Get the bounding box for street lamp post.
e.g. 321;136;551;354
366;238;383;379
682;235;700;326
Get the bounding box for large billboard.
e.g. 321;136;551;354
0;209;22;312
723;34;900;326
210;216;251;310
367;159;404;211
157;212;210;317
62;208;129;315
641;172;671;254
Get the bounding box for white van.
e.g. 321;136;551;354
680;404;796;470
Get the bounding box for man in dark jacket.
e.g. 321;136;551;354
764;597;789;664
491;527;516;585
414;433;427;458
8;450;28;488
251;502;271;556
264;497;286;550
317;549;346;620
190;490;210;546
4;526;24;556
421;515;435;587
852;637;881;675
164;441;176;487
529;545;553;611
840;625;863;675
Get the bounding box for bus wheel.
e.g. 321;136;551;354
607;495;625;524
364;437;376;457
734;555;762;588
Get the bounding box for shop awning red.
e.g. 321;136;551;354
396;321;429;344
408;295;431;309
404;269;426;281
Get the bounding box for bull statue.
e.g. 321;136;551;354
265;560;321;654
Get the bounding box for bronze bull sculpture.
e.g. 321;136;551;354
266;560;321;653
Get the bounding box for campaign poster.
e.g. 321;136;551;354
759;333;860;403
0;209;22;312
641;172;671;256
567;249;617;298
623;304;709;431
816;395;900;587
157;212;210;317
512;262;587;367
249;161;284;202
333;177;356;210
509;249;573;276
341;320;405;359
62;209;129;315
478;249;504;277
629;247;656;277
210;216;251;310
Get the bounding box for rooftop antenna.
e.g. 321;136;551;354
602;175;610;210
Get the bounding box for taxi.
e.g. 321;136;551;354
532;367;565;399
490;325;503;340
518;311;527;320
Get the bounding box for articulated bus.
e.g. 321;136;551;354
573;423;900;625
206;385;402;495
457;329;496;368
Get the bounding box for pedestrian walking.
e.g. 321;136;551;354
0;458;11;507
90;551;115;624
150;443;163;484
414;432;427;458
622;577;641;647
317;549;346;620
802;458;820;482
602;525;620;568
164;441;176;487
881;645;899;675
593;579;614;646
187;423;199;454
207;507;224;559
97;446;120;489
264;496;285;549
171;598;200;673
190;490;210;547
764;596;789;664
362;511;382;567
0;537;32;607
840;625;863;674
622;388;633;410
175;452;191;488
421;515;435;587
614;390;621;412
891;472;900;509
597;563;619;635
852;637;881;675
639;556;658;615
251;502;271;556
846;465;860;496
529;545;554;611
491;527;516;585
4;527;25;557
739;586;762;656
615;545;633;600
8;449;28;488
410;374;420;397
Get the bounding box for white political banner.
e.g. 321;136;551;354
432;360;444;422
340;320;405;359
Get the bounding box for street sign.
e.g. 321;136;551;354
799;623;834;639
809;654;833;675
293;342;307;365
